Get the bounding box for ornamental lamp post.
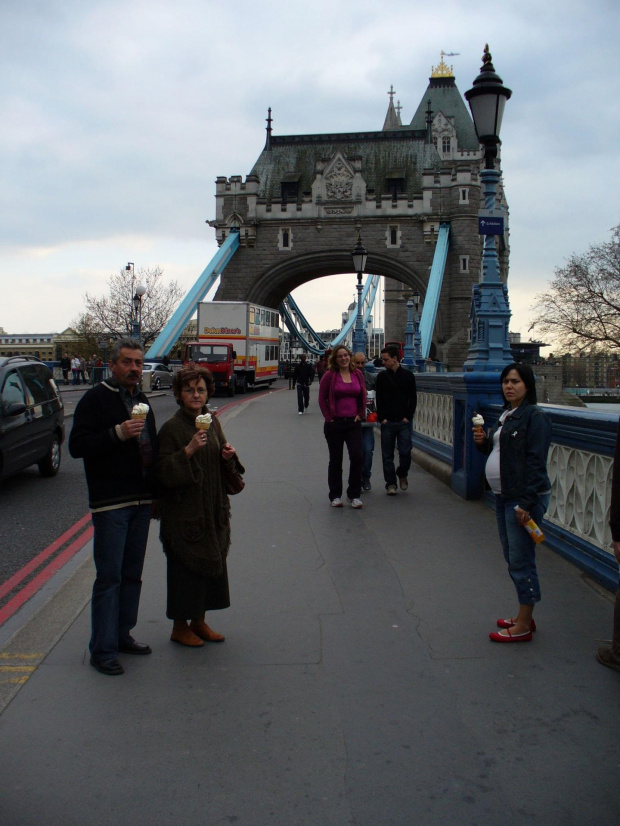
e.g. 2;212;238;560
463;45;513;372
132;284;146;341
351;234;368;356
412;290;423;369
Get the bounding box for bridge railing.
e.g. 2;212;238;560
411;373;620;591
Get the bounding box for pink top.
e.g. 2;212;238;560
318;369;366;421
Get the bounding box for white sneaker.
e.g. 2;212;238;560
347;498;363;509
298;411;303;415
331;498;343;508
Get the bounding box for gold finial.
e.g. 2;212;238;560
482;44;492;65
431;50;454;78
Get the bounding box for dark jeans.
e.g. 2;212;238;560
361;425;375;480
323;419;363;500
495;494;550;605
90;505;151;661
380;421;413;488
297;383;310;412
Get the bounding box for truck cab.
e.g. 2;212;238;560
184;343;238;396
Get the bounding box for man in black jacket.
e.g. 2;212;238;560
69;337;157;675
293;354;315;414
375;346;417;495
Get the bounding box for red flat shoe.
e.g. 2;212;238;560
496;618;537;632
489;628;533;643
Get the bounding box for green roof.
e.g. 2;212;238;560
410;76;479;152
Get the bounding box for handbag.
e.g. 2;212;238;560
222;455;246;495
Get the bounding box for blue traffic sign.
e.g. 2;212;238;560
478;216;504;235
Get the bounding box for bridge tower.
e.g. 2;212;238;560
209;55;509;369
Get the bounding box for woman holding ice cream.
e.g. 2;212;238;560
473;363;552;643
157;365;242;647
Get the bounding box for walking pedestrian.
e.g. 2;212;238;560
353;352;377;491
375;345;417;495
69;337;157;675
293;354;314;414
473;363;552;643
596;419;620;672
71;355;80;385
60;352;71;385
318;345;366;509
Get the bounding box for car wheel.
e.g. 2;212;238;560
153;378;161;390
38;435;61;477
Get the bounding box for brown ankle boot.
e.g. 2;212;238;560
189;621;225;643
170;624;204;647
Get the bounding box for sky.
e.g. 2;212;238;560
2;0;619;355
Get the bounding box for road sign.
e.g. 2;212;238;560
478;216;504;235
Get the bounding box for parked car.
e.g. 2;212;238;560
142;362;174;390
0;356;65;480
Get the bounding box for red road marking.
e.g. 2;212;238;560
0;524;94;626
0;513;92;601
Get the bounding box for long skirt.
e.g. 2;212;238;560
166;552;230;621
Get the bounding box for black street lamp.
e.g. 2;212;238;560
351;234;368;354
463;45;513;371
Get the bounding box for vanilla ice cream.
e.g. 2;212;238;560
131;402;150;420
472;412;484;431
195;412;212;431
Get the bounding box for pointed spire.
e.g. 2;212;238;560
265;107;273;151
382;85;403;131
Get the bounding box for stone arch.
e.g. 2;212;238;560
235;249;445;345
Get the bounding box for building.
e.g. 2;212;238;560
0;331;55;361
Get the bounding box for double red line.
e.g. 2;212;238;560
0;514;93;627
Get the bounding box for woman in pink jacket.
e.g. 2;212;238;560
318;346;366;509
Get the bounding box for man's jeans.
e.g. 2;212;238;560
380;421;413;488
494;494;550;605
296;383;310;412
361;425;375;480
90;505;151;661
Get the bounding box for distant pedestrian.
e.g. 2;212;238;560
375;346;417;495
316;356;327;380
318;345;366;509
60;352;71;385
473;363;552;644
293;354;314;414
353;352;377;491
69;337;157;675
79;356;87;384
71;355;80;385
596;418;620;672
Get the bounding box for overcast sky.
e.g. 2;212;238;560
2;0;619;353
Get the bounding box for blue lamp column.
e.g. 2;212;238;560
351;234;368;355
402;290;421;367
463;45;513;372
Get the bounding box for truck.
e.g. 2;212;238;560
184;301;280;396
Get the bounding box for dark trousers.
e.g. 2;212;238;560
90;505;151;661
324;419;363;500
380;421;413;488
297;383;310;412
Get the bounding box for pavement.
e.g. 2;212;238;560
1;384;619;825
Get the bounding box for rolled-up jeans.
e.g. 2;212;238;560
90;504;151;661
380;420;413;488
494;493;550;605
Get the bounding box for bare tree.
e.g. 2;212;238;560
81;267;184;349
532;225;620;352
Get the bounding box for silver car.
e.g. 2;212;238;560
142;362;174;391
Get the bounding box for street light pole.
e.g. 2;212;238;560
463;45;513;372
132;285;146;341
351;234;368;355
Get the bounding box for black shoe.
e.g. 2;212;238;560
119;638;152;655
362;478;371;491
90;656;124;675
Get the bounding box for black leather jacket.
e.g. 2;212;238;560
477;401;552;512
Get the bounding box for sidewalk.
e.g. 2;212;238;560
1;386;619;825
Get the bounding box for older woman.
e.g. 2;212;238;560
318;345;366;509
157;365;242;647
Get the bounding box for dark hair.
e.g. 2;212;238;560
110;337;144;363
381;346;400;361
328;346;354;372
499;362;537;407
173;364;215;404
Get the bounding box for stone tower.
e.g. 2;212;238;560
210;54;509;369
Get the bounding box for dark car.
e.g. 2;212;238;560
0;356;65;480
142;362;174;390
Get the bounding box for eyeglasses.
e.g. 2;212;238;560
182;387;207;395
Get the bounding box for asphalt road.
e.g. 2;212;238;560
0;392;179;587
